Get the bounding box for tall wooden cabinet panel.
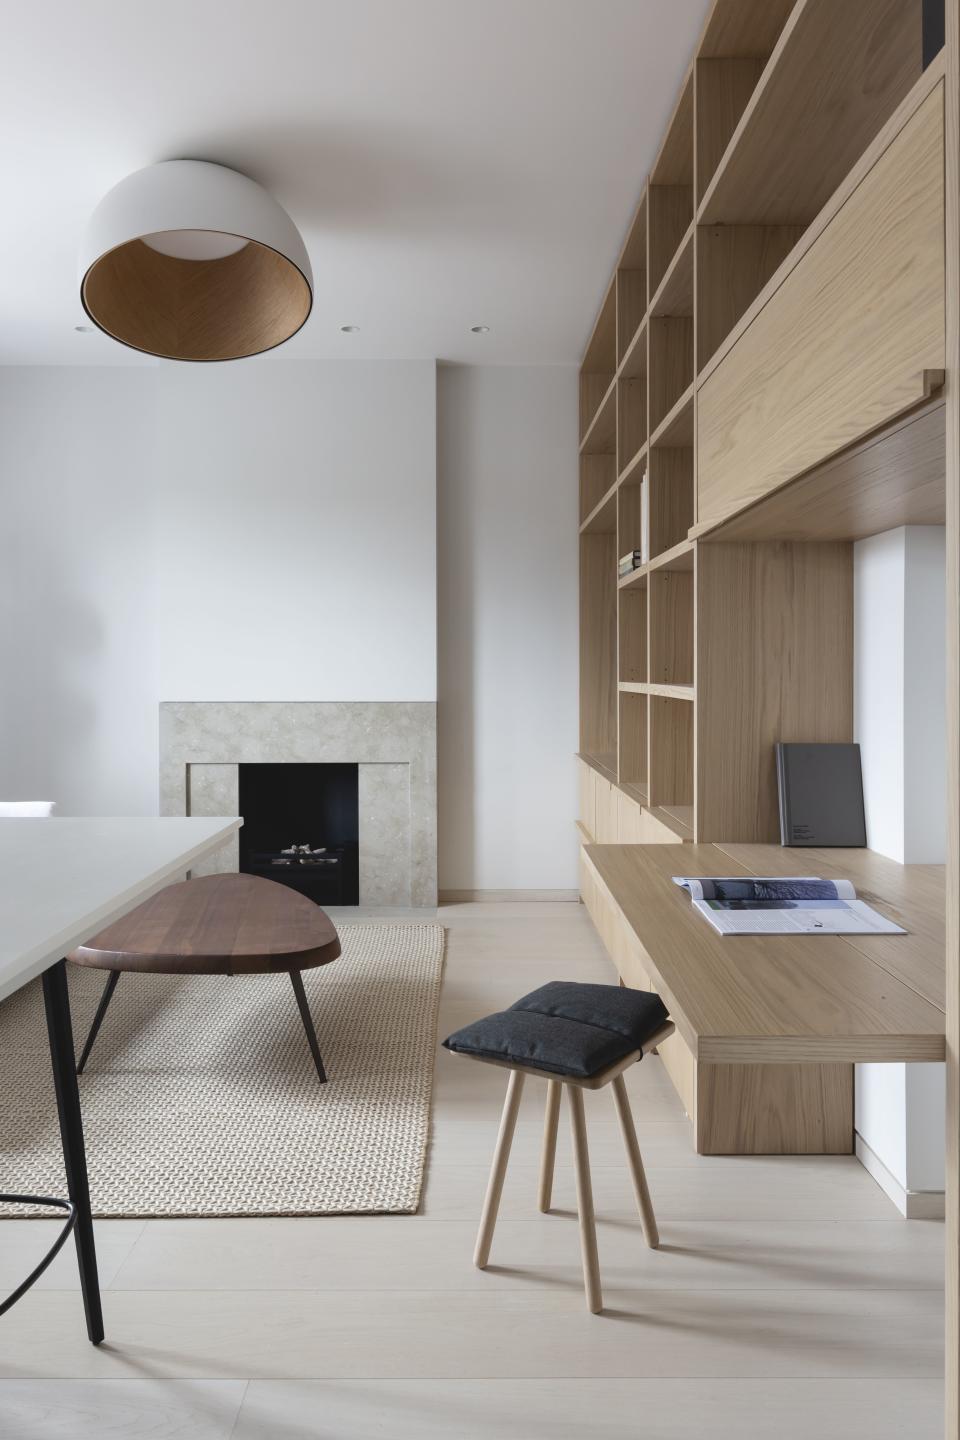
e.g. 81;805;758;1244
697;86;945;531
576;2;947;1164
696;541;854;842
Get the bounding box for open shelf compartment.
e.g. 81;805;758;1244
695;0;796;204
616;191;647;364
696;223;803;372
580;454;616;526
579;529;617;763
618;690;648;790
648;448;694;560
698;0;924;228
650;223;693;319
650;317;693;436
649;71;694;295
648;694;694;810
618;578;647;685
617;374;647;478
649;567;694;688
579;281;616;442
580;375;616;455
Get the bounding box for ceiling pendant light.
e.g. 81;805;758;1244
79;160;313;362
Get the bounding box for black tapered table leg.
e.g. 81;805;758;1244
42;960;104;1345
289;969;327;1083
76;970;120;1076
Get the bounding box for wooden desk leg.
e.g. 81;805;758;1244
42;960;104;1345
474;1069;525;1269
611;1074;660;1249
568;1086;602;1314
538;1079;561;1213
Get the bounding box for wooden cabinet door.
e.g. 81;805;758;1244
698;87;945;532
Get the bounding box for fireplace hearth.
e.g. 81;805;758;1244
238;763;359;905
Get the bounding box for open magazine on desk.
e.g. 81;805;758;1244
671;876;907;937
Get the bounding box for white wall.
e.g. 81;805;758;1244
854;530;906;861
853;524;946;1206
0;368;159;815
0;361;437;819
437;364;579;892
903;527;948;862
1;360;579;895
855;526;946;864
155;361;437;702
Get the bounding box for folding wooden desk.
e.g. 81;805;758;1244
581;842;945;1153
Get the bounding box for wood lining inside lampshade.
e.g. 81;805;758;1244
82;237;312;361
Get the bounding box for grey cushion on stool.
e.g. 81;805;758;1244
442;981;669;1079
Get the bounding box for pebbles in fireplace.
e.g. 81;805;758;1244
238;763;359;906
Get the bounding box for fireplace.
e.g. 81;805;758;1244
238;763;360;905
160;701;437;906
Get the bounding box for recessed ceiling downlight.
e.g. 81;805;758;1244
471;325;490;333
79;160;313;362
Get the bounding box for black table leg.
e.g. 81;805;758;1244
41;960;104;1345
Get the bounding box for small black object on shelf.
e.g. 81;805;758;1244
775;742;867;848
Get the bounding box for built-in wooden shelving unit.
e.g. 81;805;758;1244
578;0;943;850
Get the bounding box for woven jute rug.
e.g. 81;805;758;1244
0;922;444;1218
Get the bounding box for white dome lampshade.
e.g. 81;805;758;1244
80;160;313;361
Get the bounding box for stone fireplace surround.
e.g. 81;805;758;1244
160;702;437;907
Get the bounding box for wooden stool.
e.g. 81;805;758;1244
443;981;674;1313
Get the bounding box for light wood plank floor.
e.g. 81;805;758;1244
0;902;945;1437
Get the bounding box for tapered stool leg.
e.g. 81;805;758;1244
474;1069;525;1269
567;1085;602;1313
611;1073;659;1249
538;1078;561;1212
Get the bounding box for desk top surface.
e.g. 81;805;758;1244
0;817;242;1004
583;842;945;1064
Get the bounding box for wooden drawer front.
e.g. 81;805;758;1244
579;853;618;954
658;1028;697;1121
698;87;944;532
635;806;688;844
617;789;645;842
619;789;687;844
577;759;597;841
581;853;693;1121
593;776;619;843
579;855;650;990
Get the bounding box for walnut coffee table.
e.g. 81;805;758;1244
68;872;341;1083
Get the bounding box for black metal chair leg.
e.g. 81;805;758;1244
76;970;120;1076
289;969;327;1083
0;1194;77;1316
42;959;104;1345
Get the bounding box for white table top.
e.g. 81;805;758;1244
0;817;242;1005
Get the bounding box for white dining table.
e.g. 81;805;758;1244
0;816;242;1344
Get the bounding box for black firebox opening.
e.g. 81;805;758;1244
238;763;359;906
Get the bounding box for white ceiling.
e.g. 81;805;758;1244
0;0;709;367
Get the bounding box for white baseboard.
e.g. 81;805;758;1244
855;1133;944;1219
439;889;580;903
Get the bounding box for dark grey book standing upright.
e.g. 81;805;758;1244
775;743;867;847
